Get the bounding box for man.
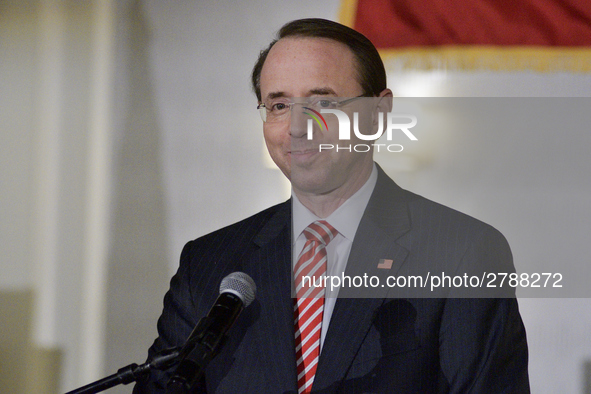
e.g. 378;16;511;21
135;18;529;393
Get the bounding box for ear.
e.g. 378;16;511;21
371;89;393;128
377;88;393;113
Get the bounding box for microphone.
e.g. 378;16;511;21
166;272;256;393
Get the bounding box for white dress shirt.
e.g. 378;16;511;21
292;163;378;350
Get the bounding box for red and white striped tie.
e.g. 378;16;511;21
294;220;338;394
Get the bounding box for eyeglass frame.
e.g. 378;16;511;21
256;94;367;123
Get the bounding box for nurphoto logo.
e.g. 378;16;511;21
305;107;418;153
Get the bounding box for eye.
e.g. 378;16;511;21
310;98;335;109
271;102;289;112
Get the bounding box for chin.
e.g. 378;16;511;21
291;177;332;195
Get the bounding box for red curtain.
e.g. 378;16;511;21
353;0;591;48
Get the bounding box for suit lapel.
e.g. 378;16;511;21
313;166;412;390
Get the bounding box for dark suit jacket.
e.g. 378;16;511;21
134;166;529;393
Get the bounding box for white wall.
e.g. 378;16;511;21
1;1;38;291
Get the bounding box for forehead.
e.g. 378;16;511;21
259;37;361;99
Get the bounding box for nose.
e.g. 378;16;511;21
289;103;309;138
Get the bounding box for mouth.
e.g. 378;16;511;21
289;148;320;163
290;148;317;155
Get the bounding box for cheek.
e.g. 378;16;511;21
263;124;288;148
263;130;286;163
348;111;380;143
263;126;278;147
317;116;340;142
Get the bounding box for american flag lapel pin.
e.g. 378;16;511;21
377;259;393;269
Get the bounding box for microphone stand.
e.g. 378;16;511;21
65;346;180;394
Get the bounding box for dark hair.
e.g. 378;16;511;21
251;18;386;102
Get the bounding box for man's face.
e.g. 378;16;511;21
259;37;375;198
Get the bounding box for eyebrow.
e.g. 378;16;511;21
265;87;338;101
309;87;337;96
267;91;287;100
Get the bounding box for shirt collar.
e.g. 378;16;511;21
292;163;378;243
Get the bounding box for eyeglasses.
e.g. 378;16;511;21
257;95;366;123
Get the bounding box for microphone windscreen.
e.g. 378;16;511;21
219;272;256;307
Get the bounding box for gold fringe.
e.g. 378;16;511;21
338;0;358;28
380;46;591;73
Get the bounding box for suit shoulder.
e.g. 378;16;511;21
375;166;506;241
398;190;515;280
403;189;508;243
182;200;289;256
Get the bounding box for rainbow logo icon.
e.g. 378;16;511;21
303;107;328;132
